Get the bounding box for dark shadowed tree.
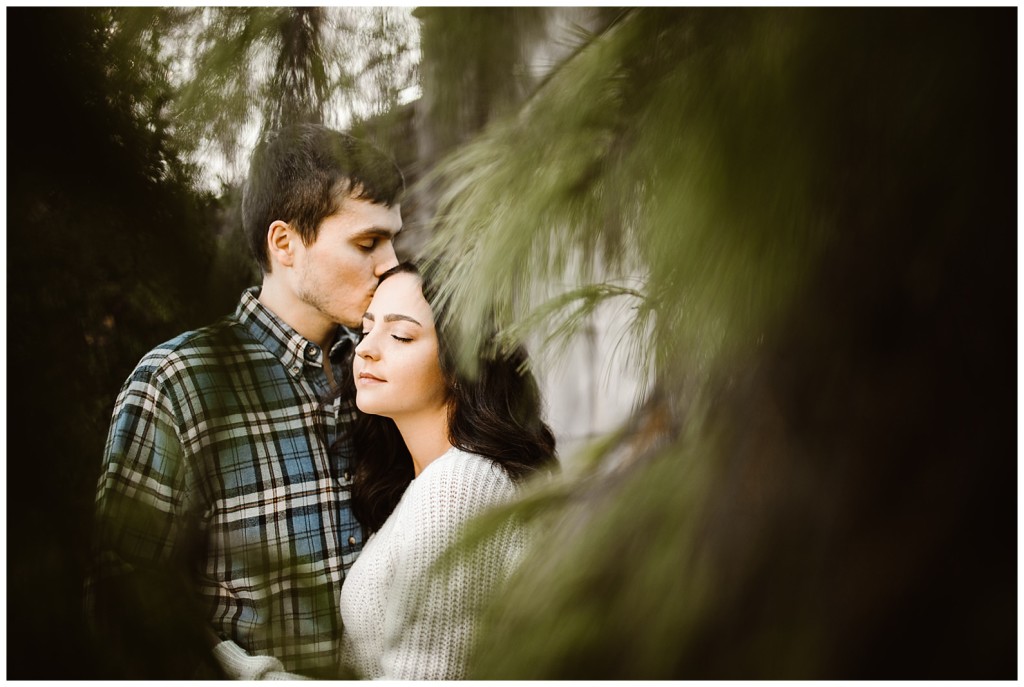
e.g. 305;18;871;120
7;7;222;678
415;7;544;158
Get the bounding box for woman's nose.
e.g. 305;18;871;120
355;335;376;360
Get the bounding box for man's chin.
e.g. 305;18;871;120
332;310;364;330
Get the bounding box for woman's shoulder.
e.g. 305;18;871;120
407;448;517;518
424;447;513;486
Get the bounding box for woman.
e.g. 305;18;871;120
339;261;556;680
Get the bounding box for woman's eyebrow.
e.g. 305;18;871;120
383;313;422;326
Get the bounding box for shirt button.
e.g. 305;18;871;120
348;536;357;546
306;343;319;358
343;471;351;481
291;365;300;375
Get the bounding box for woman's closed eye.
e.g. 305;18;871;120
357;238;379;252
360;324;411;343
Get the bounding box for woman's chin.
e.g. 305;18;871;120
355;396;392;419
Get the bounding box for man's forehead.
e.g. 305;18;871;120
335;196;402;226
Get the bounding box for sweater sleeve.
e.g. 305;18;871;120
380;455;521;680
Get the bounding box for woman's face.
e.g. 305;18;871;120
353;271;448;420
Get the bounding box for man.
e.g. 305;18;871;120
87;123;403;679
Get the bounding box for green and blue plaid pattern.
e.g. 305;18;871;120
92;288;362;675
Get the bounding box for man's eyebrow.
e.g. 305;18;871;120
352;227;400;240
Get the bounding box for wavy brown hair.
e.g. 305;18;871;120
344;261;557;533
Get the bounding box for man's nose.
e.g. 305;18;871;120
375;240;399;276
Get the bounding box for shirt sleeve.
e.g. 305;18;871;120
86;357;214;678
91;359;195;571
379;457;522;680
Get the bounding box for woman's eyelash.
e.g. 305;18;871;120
360;328;411;343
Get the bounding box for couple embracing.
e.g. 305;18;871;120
87;124;556;680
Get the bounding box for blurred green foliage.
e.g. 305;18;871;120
418;8;1015;678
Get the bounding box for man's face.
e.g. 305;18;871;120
292;194;402;329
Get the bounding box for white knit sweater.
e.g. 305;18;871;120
339;447;524;680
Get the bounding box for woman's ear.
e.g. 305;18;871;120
266;220;297;269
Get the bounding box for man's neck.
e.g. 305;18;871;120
258;275;336;350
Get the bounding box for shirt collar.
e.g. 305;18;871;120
234;287;357;374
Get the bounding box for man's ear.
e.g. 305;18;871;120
266;220;298;269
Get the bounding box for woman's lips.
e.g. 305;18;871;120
357;371;385;384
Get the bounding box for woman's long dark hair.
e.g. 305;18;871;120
348;261;557;533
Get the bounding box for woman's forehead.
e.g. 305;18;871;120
368;272;433;320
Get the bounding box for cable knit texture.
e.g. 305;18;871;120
340;448;523;679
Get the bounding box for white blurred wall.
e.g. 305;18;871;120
527;9;650;466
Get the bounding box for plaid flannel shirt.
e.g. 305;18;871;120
91;287;363;676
